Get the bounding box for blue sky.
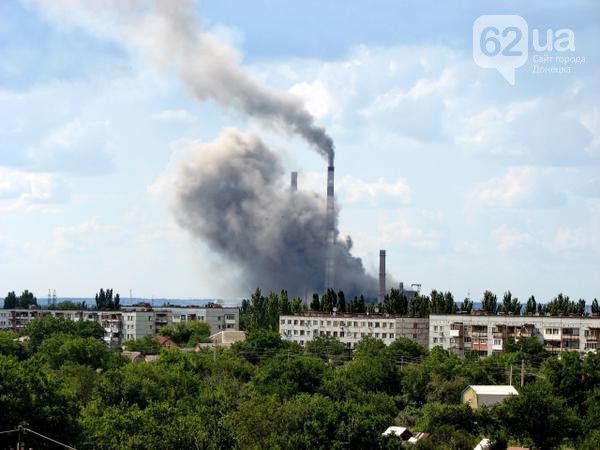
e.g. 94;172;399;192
1;0;599;302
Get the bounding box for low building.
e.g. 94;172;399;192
279;312;429;348
0;305;240;346
461;385;518;409
429;314;600;356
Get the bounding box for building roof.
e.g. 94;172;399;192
154;335;177;347
381;426;412;439
209;330;246;344
468;385;519;396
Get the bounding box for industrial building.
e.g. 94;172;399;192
429;314;600;356
0;305;239;346
279;312;429;348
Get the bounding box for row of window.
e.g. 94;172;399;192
282;318;395;328
289;329;396;340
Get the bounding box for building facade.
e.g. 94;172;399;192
279;312;429;348
0;306;240;346
429;314;600;356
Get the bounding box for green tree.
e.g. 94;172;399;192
305;335;349;364
310;293;321;311
3;291;17;309
481;290;498;314
524;295;537;315
501;291;521;315
0;330;27;359
251;355;326;398
592;298;599;316
124;336;161;355
37;334;111;369
159;321;210;346
337;290;346;313
3;290;37;309
460;297;473;314
493;381;579;449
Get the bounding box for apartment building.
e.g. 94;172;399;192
429;314;600;356
0;305;240;345
162;306;239;334
279;312;429;348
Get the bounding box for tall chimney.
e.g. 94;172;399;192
378;249;386;303
290;171;298;192
325;164;335;290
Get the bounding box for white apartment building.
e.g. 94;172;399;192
429;314;600;356
279;312;429;348
0;306;240;345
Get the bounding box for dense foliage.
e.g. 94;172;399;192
2;316;600;449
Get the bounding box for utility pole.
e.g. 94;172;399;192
520;359;525;387
509;365;513;385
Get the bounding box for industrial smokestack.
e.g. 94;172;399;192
291;171;298;192
325;164;335;290
378;249;386;303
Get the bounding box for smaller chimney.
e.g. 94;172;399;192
378;249;386;303
291;171;298;192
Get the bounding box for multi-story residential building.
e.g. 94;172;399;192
429;314;600;356
0;305;240;346
279;312;429;348
161;306;239;333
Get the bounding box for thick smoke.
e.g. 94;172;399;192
173;130;375;297
33;0;380;296
31;0;334;163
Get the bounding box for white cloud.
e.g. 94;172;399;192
153;109;197;123
298;171;411;205
53;217;117;252
454;240;481;255
492;224;531;252
548;227;588;252
0;167;69;212
26;119;113;174
580;106;600;157
468;166;565;209
289;79;336;119
379;212;441;250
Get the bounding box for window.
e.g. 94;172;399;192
375;322;380;328
293;320;298;325
327;321;331;326
313;320;318;325
433;337;438;343
300;320;304;326
340;332;345;337
382;322;387;328
413;333;417;339
281;319;285;325
494;339;501;345
333;331;338;337
382;333;387;339
287;320;292;324
300;330;305;336
333;321;338;326
434;325;438;331
353;321;358;327
368;322;373;328
293;330;298;335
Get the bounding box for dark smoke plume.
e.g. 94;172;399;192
32;0;334;163
173;130;375;297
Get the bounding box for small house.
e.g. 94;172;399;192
461;385;518;409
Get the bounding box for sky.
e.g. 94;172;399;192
1;0;599;302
